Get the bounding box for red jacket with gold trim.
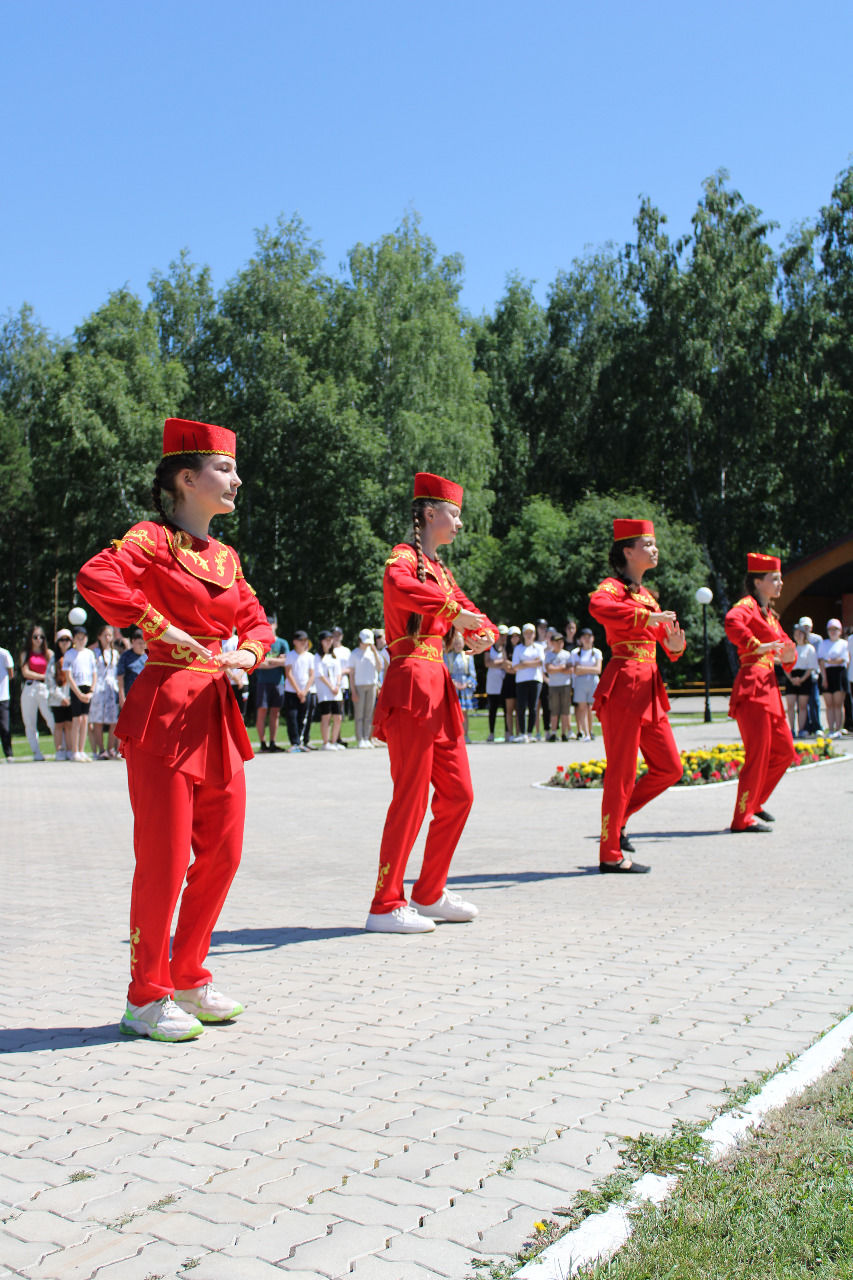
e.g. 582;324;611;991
373;543;496;739
725;595;793;718
589;576;683;722
76;521;272;780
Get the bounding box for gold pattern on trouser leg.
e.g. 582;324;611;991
738;790;749;816
375;862;391;894
601;814;610;842
129;926;140;972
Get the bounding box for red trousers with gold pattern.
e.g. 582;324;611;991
371;710;473;913
730;704;795;830
124;742;245;1005
598;706;683;864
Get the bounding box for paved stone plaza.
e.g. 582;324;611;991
2;703;852;1279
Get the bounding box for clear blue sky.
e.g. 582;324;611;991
3;0;852;339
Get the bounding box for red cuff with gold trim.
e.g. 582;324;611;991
136;604;170;641
238;640;266;667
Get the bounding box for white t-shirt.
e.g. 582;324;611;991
65;646;96;686
793;642;818;673
513;642;544;684
314;653;343;703
546;649;573;688
485;646;507;696
572;646;603;674
351;646;379;688
333;644;351;691
285;649;314;693
0;647;13;701
817;638;848;665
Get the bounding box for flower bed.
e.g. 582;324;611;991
546;739;838;789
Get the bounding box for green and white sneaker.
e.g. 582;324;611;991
174;983;245;1023
120;996;203;1041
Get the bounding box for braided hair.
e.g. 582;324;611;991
151;453;205;525
406;497;443;637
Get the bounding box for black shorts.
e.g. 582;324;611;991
824;667;849;695
70;686;92;717
317;700;343;717
256;683;284;710
52;704;73;724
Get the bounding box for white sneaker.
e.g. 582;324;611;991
55;748;67;761
321;742;336;751
173;983;244;1022
73;751;91;762
358;740;372;749
410;889;479;923
332;742;347;750
365;906;436;933
120;996;203;1041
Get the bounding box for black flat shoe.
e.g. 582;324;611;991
620;829;635;854
600;859;651;874
755;809;775;822
730;820;772;833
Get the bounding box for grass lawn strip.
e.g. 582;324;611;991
480;1010;853;1279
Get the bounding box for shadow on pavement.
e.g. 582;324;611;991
447;867;600;887
210;925;365;953
0;1024;124;1053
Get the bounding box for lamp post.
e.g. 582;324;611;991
695;587;713;723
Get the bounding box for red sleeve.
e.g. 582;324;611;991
589;580;653;635
76;523;170;639
446;567;497;642
232;561;274;665
384;548;465;621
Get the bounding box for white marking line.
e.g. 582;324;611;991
532;751;852;792
516;1009;853;1278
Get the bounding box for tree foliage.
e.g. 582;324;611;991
4;168;853;679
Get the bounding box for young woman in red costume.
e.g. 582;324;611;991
366;472;496;933
725;553;797;833
77;418;272;1041
589;519;686;874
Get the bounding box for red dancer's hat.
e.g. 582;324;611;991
747;552;781;573
613;518;654;541
414;472;464;509
162;418;236;458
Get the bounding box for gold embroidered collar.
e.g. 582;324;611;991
164;527;237;588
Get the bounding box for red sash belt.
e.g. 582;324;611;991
388;634;445;663
610;641;657;663
145;635;224;675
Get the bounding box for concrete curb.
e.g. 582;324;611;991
516;1010;853;1278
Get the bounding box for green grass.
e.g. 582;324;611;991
575;1046;853;1280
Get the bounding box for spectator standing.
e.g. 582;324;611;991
484;625;508;741
351;628;380;748
88;623;121;758
545;631;573;741
445;629;477;743
315;630;345;750
0;642;14;761
47;629;74;759
374;628;391;688
817;618;849;738
534;619;551;740
254;615;289;752
64;626;97;761
782;624;818;738
331;626;352;721
116;629;149;706
284;631;314;752
797;616;824;734
512;622;544;742
571;628;603;741
503;626;521;740
19;625;55;761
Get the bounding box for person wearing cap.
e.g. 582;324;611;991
796;616;823;734
350;628;381;748
570;628;603;741
544;630;572;742
817;618;849;738
781;624;818;739
366;472;496;932
284;630;314;751
76;418;273;1041
589;519;686;873
46;629;74;760
534;619;551;741
512;623;545;743
725;554;797;833
254;615;289;752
